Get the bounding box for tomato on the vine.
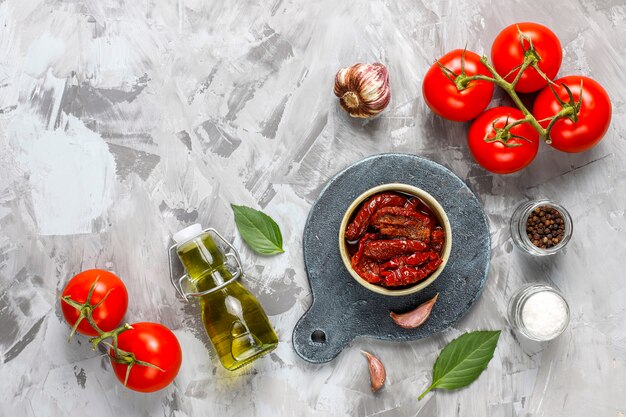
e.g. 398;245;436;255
109;322;182;393
61;269;128;336
422;49;495;122
533;76;611;153
491;22;562;93
468;107;539;174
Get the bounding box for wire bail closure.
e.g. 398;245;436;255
168;228;243;302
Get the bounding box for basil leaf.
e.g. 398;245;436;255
418;330;500;400
231;204;284;255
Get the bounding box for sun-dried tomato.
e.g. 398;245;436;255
351;233;382;283
345;193;406;241
379;251;439;271
404;197;432;215
372;206;433;241
379;259;443;287
430;226;445;252
363;239;428;261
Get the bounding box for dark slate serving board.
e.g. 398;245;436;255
292;153;490;363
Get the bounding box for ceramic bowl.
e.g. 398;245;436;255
338;183;452;296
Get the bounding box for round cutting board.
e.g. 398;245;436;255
292;153;490;363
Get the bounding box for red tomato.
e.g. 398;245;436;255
491;23;562;93
109;322;182;393
423;49;495;122
61;269;128;336
533;76;611;153
468;107;539;174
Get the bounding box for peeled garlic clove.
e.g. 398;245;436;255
390;293;439;329
333;63;391;118
362;351;386;392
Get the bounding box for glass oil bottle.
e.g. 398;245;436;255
168;224;278;370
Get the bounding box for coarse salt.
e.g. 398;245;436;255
521;291;569;340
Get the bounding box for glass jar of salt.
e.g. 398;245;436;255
508;284;570;341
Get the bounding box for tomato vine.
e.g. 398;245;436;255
61;278;164;386
439;26;582;146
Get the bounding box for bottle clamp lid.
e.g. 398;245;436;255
173;223;203;245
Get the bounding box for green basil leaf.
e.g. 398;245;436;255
418;330;500;400
231;204;284;255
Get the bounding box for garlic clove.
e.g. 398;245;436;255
333;63;391;118
390;293;439;329
362;350;386;392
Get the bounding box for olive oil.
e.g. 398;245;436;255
174;227;278;370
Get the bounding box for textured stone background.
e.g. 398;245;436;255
0;0;625;416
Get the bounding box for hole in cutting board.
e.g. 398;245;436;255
311;330;327;344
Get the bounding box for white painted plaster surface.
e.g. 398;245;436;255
0;0;625;416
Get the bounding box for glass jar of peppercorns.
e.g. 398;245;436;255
510;199;573;256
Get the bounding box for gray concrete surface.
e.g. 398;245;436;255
0;0;624;416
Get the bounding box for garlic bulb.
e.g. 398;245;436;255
333;63;391;118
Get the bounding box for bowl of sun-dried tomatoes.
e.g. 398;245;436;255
339;183;452;296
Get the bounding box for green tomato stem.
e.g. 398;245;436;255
460;53;582;146
89;323;133;351
509;57;533;88
61;278;107;341
104;341;165;387
545;105;575;141
501;117;528;134
467;56;549;141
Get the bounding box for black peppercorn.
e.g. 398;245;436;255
525;206;566;249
